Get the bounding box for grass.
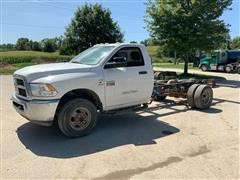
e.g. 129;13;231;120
153;62;198;69
0;63;34;74
178;73;226;80
0;51;72;74
0;51;71;64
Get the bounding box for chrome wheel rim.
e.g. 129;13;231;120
69;107;91;130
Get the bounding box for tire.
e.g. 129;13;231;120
194;85;213;109
156;95;167;101
58;98;98;138
225;66;232;73
154;72;165;80
237;67;240;74
187;84;200;108
201;65;208;71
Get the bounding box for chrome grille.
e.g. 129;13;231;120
14;75;28;98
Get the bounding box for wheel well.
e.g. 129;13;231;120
55;89;102;117
201;64;208;67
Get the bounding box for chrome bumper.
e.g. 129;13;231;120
11;93;59;126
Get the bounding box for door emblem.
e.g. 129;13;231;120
106;80;115;86
98;79;104;86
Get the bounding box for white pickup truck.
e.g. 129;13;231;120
12;43;213;137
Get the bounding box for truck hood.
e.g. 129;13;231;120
200;57;211;63
14;62;92;81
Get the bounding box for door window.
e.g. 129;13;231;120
108;47;144;67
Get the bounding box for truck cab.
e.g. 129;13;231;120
199;50;240;73
11;43;154;137
199;50;227;71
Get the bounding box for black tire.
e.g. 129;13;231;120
187;84;200;108
237;67;240;74
225;65;232;73
58;98;98;138
194;85;213;109
156;95;167;101
201;65;208;71
154;72;165;80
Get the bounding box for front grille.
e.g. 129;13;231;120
18;88;27;97
14;75;28;98
16;78;24;86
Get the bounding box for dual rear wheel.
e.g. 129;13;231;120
187;84;213;109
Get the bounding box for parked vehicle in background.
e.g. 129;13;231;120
199;50;240;73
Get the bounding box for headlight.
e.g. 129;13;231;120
30;83;58;97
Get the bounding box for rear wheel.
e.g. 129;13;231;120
201;65;208;71
156;95;167;101
237;67;240;74
194;85;213;109
58;98;98;138
187;84;200;108
225;66;232;73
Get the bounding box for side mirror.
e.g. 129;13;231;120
104;57;127;69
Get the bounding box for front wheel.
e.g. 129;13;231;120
201;65;208;71
58;98;98;138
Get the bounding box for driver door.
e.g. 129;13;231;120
103;47;149;109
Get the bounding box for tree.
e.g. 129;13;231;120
60;3;123;55
0;43;15;51
16;37;29;50
41;38;56;52
130;41;137;43
140;39;149;46
231;37;240;49
146;0;232;73
32;41;42;51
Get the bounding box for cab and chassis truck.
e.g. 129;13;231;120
12;43;213;138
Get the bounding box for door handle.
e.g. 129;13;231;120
139;71;147;75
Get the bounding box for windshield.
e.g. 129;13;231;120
70;46;115;65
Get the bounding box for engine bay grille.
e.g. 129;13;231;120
14;75;28;98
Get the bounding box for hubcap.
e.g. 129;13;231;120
69;107;91;130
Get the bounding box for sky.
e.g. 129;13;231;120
1;0;240;44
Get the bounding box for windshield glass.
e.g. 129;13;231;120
70;46;115;65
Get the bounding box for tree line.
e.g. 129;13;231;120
0;37;63;52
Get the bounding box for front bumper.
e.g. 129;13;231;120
11;93;59;126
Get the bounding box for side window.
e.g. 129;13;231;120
109;47;144;67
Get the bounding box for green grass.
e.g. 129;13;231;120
153;62;198;69
147;46;175;63
0;51;72;74
0;63;34;74
0;51;71;64
178;73;226;80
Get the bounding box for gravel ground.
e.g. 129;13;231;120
1;70;239;179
